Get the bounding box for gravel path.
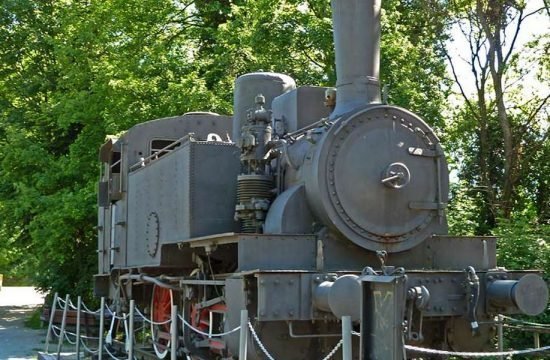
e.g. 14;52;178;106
0;287;46;360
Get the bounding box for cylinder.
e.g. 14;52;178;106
331;0;381;117
233;72;296;143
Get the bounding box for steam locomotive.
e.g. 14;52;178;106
94;0;548;358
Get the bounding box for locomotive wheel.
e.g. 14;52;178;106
151;285;174;359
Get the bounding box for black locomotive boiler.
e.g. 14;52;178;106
94;0;548;359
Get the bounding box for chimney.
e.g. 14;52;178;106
331;0;381;117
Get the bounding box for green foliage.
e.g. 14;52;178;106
24;307;44;330
0;0;451;300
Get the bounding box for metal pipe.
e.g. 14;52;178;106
342;316;353;360
331;0;381;117
44;292;58;353
128;300;134;360
76;296;82;360
99;297;105;360
239;309;248;360
57;294;70;358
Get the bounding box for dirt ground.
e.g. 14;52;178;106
0;287;46;360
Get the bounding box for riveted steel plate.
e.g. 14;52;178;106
257;273;312;321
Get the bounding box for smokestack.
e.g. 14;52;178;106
331;0;381;117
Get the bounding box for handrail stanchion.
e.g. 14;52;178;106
99;297;105;360
239;309;248;360
76;296;82;359
534;332;540;348
57;294;70;358
45;292;58;353
171;304;178;360
128;299;135;360
342;316;352;360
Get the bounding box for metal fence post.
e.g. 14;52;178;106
57;294;70;358
45;292;58;353
497;314;504;360
76;296;82;359
99;297;105;360
239;309;248;360
171;304;178;360
534;332;540;348
342;316;352;360
128;299;134;360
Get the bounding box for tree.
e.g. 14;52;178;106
446;0;549;229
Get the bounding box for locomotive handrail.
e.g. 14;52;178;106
110;158;121;169
129;133;194;172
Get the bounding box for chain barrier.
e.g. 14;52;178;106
134;306;171;325
352;321;550;358
178;314;241;337
60;327;77;345
61;327;100;340
79;338;99;355
47;295;144;359
56;297;66;308
50;324;60;337
247;321;343;360
103;344;126;360
105;306;127;320
321;339;343;360
80;301;102;315
501;315;550;328
405;344;550;357
247;321;276;360
48;293;550;360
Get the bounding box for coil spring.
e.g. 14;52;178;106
236;175;274;233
